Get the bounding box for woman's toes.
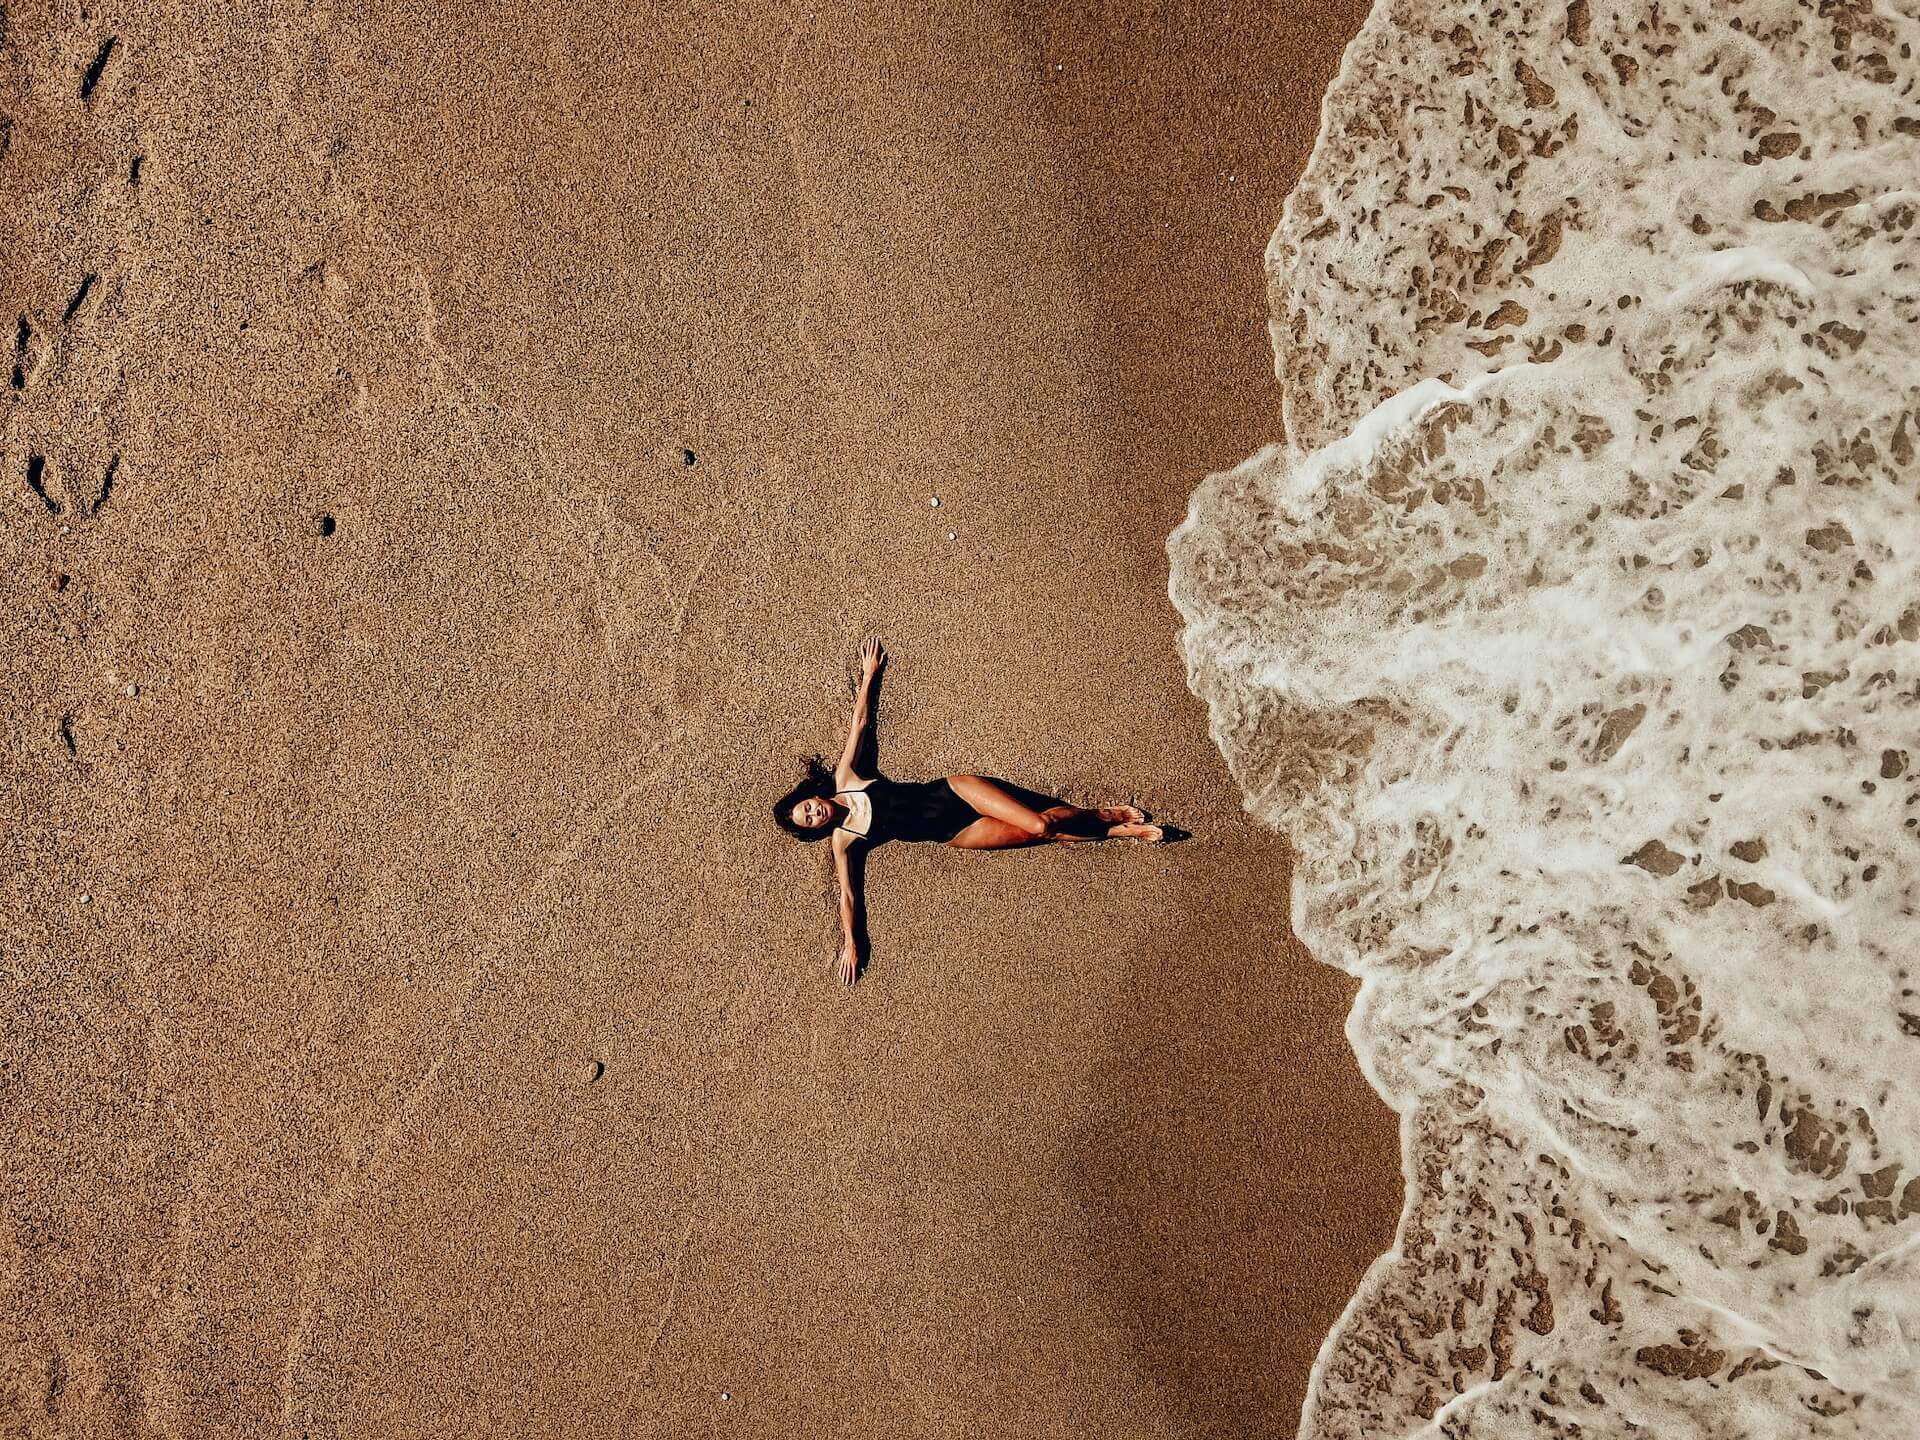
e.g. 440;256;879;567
1097;805;1148;824
1106;822;1164;842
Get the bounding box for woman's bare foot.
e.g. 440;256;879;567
1105;821;1164;842
1095;805;1149;824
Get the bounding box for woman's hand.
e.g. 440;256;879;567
833;940;859;986
859;636;886;678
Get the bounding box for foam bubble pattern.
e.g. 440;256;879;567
1169;2;1920;1435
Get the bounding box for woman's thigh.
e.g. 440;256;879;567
947;774;1054;831
947;815;1042;850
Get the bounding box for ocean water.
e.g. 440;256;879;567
1167;1;1920;1435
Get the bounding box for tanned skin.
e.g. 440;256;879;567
792;639;1163;985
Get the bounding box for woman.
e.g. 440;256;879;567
774;638;1166;984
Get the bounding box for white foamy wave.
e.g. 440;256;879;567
1169;1;1920;1435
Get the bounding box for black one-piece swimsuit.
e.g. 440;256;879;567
837;776;978;844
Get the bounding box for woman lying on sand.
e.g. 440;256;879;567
775;638;1167;984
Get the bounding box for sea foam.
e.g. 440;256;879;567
1168;1;1920;1435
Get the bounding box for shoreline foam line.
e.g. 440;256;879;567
1171;0;1920;1434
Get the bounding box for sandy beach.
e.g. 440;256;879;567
3;2;1397;1434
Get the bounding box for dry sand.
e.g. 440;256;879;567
2;1;1397;1434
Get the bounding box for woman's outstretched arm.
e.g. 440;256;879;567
831;829;861;985
836;637;885;779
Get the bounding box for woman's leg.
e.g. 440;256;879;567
948;816;1046;850
946;777;1164;845
1038;804;1107;841
1040;805;1161;842
946;774;1052;838
950;811;1160;847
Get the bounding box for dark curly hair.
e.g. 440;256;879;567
772;754;839;842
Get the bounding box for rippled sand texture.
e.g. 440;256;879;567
3;7;681;1433
1171;1;1920;1436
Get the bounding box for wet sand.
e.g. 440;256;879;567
2;1;1396;1434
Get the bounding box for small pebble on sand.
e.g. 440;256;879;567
929;496;940;508
79;894;91;905
720;1392;731;1402
947;531;956;541
126;683;138;697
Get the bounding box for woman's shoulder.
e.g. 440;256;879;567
834;769;876;792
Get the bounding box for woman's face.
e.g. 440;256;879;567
792;796;834;831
